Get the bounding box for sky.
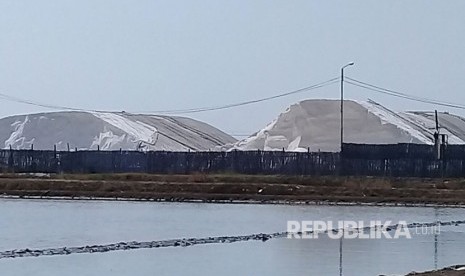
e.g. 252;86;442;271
1;0;465;138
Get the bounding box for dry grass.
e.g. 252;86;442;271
1;173;465;205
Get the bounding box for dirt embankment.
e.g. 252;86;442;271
1;173;465;205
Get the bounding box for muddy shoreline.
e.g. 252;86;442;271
1;174;465;206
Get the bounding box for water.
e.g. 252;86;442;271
1;198;464;276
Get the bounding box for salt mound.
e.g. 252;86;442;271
0;111;236;151
223;99;465;152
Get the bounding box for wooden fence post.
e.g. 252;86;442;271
8;145;13;172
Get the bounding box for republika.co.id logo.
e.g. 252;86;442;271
287;220;440;240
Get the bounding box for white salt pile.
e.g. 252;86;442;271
221;99;465;152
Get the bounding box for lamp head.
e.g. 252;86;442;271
342;62;355;70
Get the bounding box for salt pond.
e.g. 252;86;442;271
1;199;464;275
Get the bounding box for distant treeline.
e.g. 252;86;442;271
1;143;465;177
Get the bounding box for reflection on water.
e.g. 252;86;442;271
0;199;464;276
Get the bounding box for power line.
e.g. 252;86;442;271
0;77;339;115
137;77;340;114
2;76;464;116
345;77;465;110
0;92;98;112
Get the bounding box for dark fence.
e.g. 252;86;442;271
0;149;339;175
1;143;465;177
341;143;465;177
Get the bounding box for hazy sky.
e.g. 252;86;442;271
1;0;465;137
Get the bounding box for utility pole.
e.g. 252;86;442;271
340;62;355;152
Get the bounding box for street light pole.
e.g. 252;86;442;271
340;62;354;152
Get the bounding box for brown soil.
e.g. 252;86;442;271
1;173;465;205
